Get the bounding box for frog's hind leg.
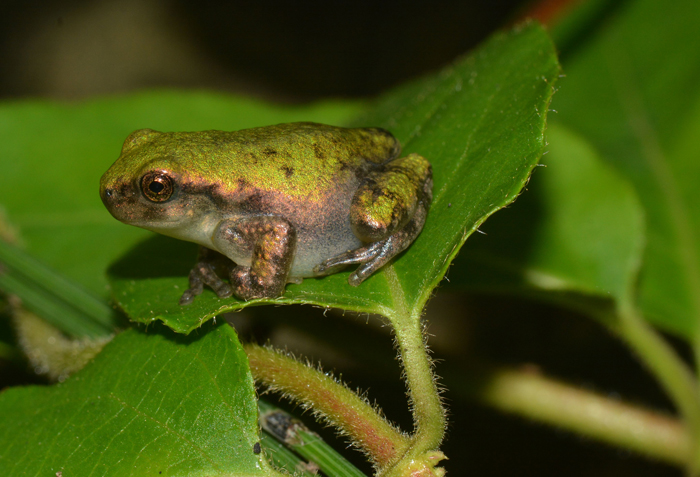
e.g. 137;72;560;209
179;247;233;305
316;201;428;286
314;153;432;286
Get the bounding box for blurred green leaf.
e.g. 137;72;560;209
451;123;644;304
105;23;559;333
0;322;280;476
449;0;700;340
550;0;700;337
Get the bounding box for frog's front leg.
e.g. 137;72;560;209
179;247;234;305
314;153;432;286
214;216;297;301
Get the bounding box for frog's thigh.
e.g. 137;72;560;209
214;216;297;300
315;153;431;286
350;153;432;242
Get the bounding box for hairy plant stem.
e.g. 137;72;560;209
381;267;447;476
390;314;446;453
244;343;409;469
603;301;700;472
455;364;690;465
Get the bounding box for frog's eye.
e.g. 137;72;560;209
141;172;174;202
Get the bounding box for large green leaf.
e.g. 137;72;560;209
0;322;279;476
447;0;700;340
105;23;559;333
0;93;360;299
550;0;700;338
450;123;644;303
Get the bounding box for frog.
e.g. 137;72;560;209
100;122;432;305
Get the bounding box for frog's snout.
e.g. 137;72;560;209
99;183;118;217
99;177;139;221
99;182;118;207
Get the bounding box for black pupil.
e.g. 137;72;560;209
149;181;165;193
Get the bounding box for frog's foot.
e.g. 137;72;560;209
179;248;233;305
215;216;297;301
315;201;427;286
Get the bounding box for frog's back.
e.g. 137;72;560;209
183;123;400;197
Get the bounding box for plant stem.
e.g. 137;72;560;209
384;267;446;455
391;314;446;453
610;301;700;472
614;304;700;426
454;364;690;465
245;344;409;468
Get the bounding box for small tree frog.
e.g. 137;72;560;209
100;123;432;304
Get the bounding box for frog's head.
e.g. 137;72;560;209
100;129;215;238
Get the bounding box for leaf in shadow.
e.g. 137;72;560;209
108;234;196;279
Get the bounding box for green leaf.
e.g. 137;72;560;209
450;123;645;304
0;322;280;476
105;22;560;333
0;92;361;299
551;0;700;338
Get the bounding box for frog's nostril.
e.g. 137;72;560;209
104;188;113;198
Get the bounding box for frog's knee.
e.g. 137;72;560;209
350;153;432;243
351;201;397;243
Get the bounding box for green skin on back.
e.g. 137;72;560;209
100;122;432;303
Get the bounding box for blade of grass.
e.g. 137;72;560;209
259;400;368;477
0;271;108;337
260;432;317;477
0;240;115;328
293;430;367;477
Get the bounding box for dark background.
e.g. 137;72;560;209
0;0;524;101
0;1;682;476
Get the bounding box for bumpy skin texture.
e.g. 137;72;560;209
100;122;432;303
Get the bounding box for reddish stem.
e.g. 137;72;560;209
245;344;409;468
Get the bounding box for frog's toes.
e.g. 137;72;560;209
347;234;403;287
315;236;398;287
179;287;199;306
313;241;383;275
179;248;233;305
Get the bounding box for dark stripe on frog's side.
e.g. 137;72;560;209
180;179;266;215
